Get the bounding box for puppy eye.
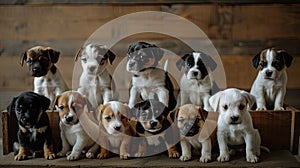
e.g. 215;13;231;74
223;105;228;110
26;60;33;65
259;61;267;69
104;116;111;121
178;118;184;123
73;105;81;111
239;104;245;110
81;58;87;63
59;106;64;111
194;118;200;123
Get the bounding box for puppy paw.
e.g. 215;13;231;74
97;152;110;159
246;154;259;163
199;154;211;163
120;153;130;160
179;155;191;162
14;153;27;161
86;152;95;159
168;150;180;158
134;152;144;158
44;152;55;160
274;106;285;111
217;153;230;162
66;153;80;161
256;106;267;111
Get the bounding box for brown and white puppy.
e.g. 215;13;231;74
209;88;261;163
54;91;99;161
75;43;116;109
95;101;140;159
131;98;180;158
176;51;213;111
168;104;212;162
250;48;293;110
126;42;176;111
21;46;68;105
7;91;55;161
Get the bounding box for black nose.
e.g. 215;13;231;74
114;126;121;131
231;116;239;122
129;62;136;67
192;71;198;77
266;70;273;77
150;120;158;128
89;66;96;72
65;116;73;122
32;67;40;73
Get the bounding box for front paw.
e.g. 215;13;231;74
199;154;211;163
66;153;80;161
120;153;130;160
134;152;144;158
256;106;267;111
179;155;191;162
246;154;259;163
217;153;230;162
57;150;68;157
274;106;285;111
97;151;110;159
14;153;27;161
86;152;95;159
168;150;180;158
44;152;55;160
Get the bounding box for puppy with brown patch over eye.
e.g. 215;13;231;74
20;46;68;105
94;101;142;160
75;43;116;109
168;104;213;163
54;91;99;161
7;91;55;161
250;48;293;110
131;98;180;158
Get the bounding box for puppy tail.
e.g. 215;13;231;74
163;59;169;72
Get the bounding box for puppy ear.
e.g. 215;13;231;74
96;104;105;122
46;48;60;63
20;51;27;66
240;90;256;109
209;91;222;112
105;49;116;65
39;95;51;111
7;97;17;117
198;106;208;120
167;108;179;123
278;50;293;68
74;47;83;62
151;46;164;61
252;52;261;69
176;53;190;70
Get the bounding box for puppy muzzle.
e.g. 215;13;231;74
229;115;241;125
181;124;199;137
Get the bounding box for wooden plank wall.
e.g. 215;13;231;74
0;3;299;91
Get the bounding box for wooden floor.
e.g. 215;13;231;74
0;150;299;168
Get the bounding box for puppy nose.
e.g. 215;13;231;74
114;126;121;131
266;70;273;77
65;116;73;122
129;62;136;67
89;66;96;72
231;116;239;122
192;71;198;77
32;67;40;73
150;120;158;128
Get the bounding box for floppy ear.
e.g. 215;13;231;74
252;52;261;69
167;108;179;123
20;51;27;66
201;52;217;71
151;46;164;61
240;90;256;109
96;104;105;122
105;49;116;65
278;50;293;68
74;47;83;62
46;47;60;64
7;97;17;117
198;106;208;120
209;91;223;112
176;53;190;70
39;95;51;111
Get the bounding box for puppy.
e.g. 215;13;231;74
131;98;180;158
54;91;99;161
250;48;293;110
176;51;212;111
126;42;176;111
75;43;116;109
209;88;261;163
95;101;138;159
7;91;55;161
20;46;68;105
168;104;212;162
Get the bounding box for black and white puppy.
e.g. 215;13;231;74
176;51;213;111
75;43;116;109
20;46;68;105
126;42;176;111
7;91;55;161
131;98;180;158
250;48;293;110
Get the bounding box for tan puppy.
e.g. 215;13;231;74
95;101;142;159
168;104;213;163
54;91;99;161
21;46;68;105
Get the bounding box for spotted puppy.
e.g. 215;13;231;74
21;46;68;105
126;42;176;111
168;104;212;162
209;88;261;163
75;43;116;109
176;51;213;111
250;48;293;110
7;91;55;160
54;91;99;161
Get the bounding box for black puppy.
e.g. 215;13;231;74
131;98;180;158
7;91;55;160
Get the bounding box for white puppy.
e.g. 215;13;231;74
209;88;261;163
75;43;116;109
250;48;293;110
